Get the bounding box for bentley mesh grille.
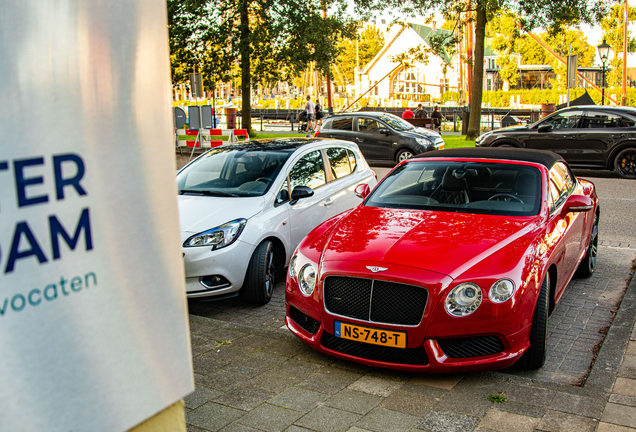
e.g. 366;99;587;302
438;336;505;358
324;276;427;325
289;306;320;335
321;332;429;365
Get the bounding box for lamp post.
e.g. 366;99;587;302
597;39;610;105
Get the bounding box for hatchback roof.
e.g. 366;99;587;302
205;138;325;153
560;105;636;115
413;147;564;168
329;111;397;118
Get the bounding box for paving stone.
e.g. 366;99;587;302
214;385;275;411
223;355;282;378
381;389;438;417
268;386;329;412
237;403;303;432
493;401;545;419
477;408;540;432
613;377;636;397
550;392;604;418
283;426;315;432
609;394;636;407
535;409;597;431
621;354;636;368
187;424;209;432
435;386;494;417
231;334;278;350
626;342;636;356
219;423;261;432
185;385;223;409
294;405;362;432
503;385;555;408
198;368;251;391
596;422;636;432
296;371;355;395
355;407;420;432
247;371;301;394
408;374;464;390
272;359;323;379
324;389;384;415
262;339;309;357
347;375;403;397
346;428;374;432
400;383;448;399
192;353;228;375
416;409;479;432
601;403;636;429
187;402;246;431
293;349;339;365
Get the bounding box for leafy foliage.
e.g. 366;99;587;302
335;26;385;86
600;3;636;87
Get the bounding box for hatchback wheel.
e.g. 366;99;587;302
615;148;636;179
396;149;414;163
241;240;275;304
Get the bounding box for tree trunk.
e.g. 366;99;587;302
466;2;487;140
239;0;252;133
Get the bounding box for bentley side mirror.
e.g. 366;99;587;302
562;195;594;215
537;124;553;133
354;183;370;199
290;185;314;205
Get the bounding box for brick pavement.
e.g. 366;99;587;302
185;247;636;432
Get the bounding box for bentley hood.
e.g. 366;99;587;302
321;206;538;279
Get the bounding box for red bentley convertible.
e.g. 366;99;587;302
285;148;599;372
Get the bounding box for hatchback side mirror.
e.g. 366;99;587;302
378;128;390;135
354;183;370;199
562;194;594;215
537;124;552;133
290;185;314;205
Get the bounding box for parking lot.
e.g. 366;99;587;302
179;151;636;431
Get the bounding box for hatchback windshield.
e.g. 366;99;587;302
177;148;293;197
380;114;415;131
365;160;542;216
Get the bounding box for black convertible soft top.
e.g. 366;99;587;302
414;147;564;168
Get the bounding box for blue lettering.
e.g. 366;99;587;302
70;277;82;292
49;208;93;260
14;158;48;207
5;222;48;273
53;154;87;200
44;284;57;301
11;294;26;312
85;272;97;287
0;161;7;212
28;289;42;306
0;298;7;315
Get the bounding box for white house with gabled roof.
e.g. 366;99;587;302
354;23;460;106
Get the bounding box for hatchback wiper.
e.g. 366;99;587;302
180;189;238;197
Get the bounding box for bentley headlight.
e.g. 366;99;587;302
289;254;299;278
489;279;516;303
183;219;247;249
445;283;482;317
298;264;316;296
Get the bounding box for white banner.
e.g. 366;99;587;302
0;1;194;431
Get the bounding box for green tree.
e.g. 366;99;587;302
600;3;636;87
335;25;385;87
351;0;608;139
168;0;357;133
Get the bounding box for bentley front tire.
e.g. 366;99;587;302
519;276;549;370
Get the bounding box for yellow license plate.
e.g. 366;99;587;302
335;321;407;348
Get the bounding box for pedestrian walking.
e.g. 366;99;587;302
305;96;315;132
314;99;323;128
431;106;443;132
402;107;414;119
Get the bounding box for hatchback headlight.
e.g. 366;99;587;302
183;219;246;249
445;283;482;317
416;137;433;147
489;279;516;303
298;264;316;296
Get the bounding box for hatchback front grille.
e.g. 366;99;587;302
438;336;505;358
321;332;429;365
289;306;320;335
324;276;427;326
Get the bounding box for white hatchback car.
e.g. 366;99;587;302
177;138;378;304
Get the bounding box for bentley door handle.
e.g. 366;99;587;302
324;198;334;207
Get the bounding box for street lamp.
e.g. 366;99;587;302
597;39;610;105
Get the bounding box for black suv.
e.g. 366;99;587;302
475;106;636;179
316;111;445;163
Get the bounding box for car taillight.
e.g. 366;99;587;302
314;130;321;137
